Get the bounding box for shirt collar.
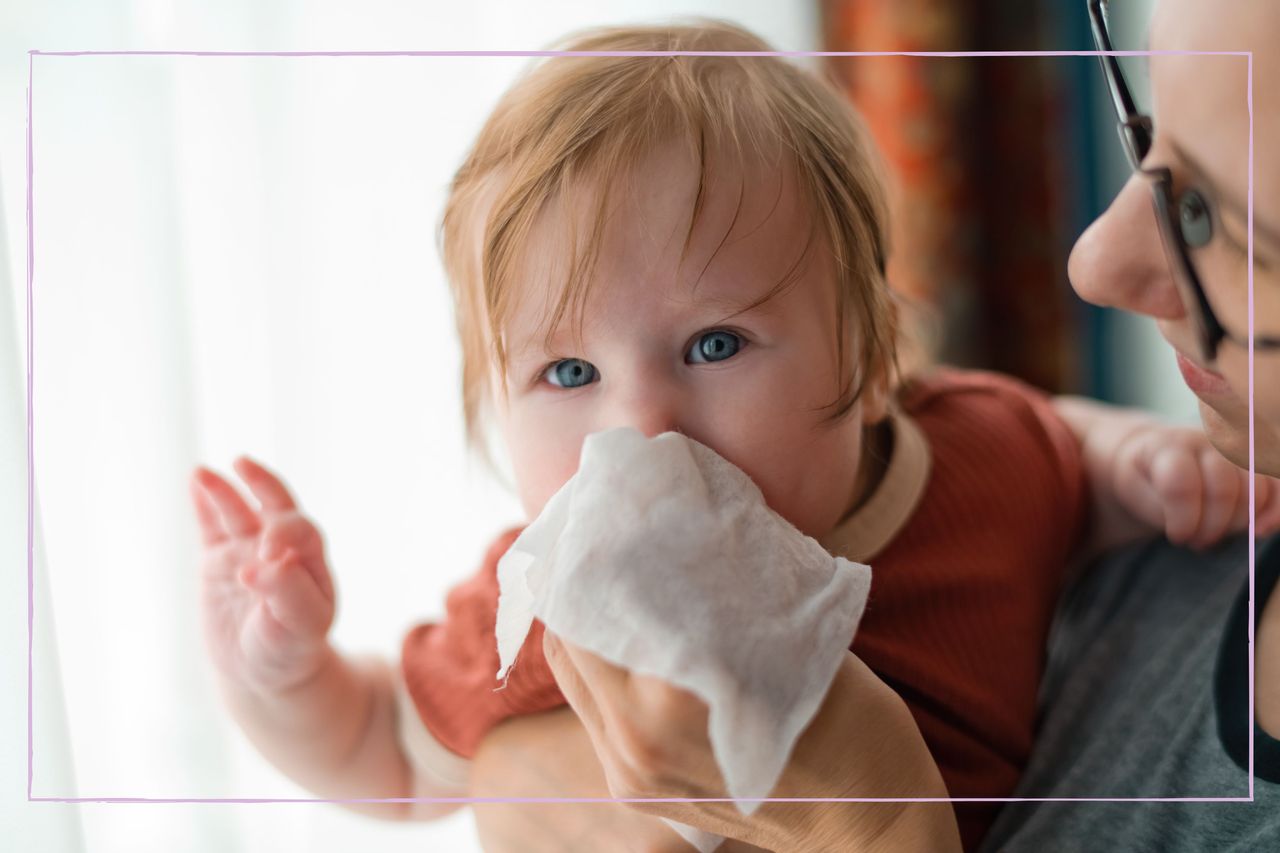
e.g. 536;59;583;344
819;406;932;563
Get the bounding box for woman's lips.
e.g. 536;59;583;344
1176;351;1232;396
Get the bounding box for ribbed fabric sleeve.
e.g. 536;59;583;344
858;369;1089;849
399;527;564;758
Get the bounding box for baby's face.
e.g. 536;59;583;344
493;140;887;540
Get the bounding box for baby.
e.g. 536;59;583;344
189;20;1276;852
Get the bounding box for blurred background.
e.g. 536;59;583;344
1;0;1187;851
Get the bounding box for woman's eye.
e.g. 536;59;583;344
544;358;597;389
687;330;742;364
1178;189;1214;248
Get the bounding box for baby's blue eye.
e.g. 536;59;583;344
544;359;598;388
688;331;742;364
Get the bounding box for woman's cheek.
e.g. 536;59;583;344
1246;270;1280;423
1218;347;1280;425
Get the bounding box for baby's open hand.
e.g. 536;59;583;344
190;457;336;694
1111;424;1280;549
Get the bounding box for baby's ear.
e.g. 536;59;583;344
859;364;891;426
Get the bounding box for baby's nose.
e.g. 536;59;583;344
620;405;682;440
605;383;685;439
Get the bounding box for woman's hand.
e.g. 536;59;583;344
472;707;731;852
542;634;963;853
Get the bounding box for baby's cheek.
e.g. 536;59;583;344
501;401;583;517
739;413;861;536
704;423;814;513
514;438;584;521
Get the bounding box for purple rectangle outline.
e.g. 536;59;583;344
24;47;1258;807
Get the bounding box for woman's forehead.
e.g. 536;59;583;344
1149;0;1278;205
1149;0;1278;121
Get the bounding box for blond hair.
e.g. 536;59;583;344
439;19;898;456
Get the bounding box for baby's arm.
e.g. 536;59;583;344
190;457;460;821
1053;396;1280;555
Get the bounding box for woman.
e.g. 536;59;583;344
469;0;1280;848
981;0;1280;848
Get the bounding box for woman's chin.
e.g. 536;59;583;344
1198;399;1280;479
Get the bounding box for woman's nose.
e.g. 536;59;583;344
1068;175;1187;320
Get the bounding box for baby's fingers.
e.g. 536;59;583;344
1148;447;1203;545
1256;476;1280;537
193;467;262;538
189;474;227;546
258;512;333;602
244;549;333;639
234;456;298;516
1187;449;1244;549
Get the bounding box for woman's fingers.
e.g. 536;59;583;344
626;671;707;735
546;635;713;799
234;456;298;515
543;634;601;728
556;637;631;703
193;466;261;538
544;634;612;761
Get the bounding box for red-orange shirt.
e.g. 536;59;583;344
401;369;1088;850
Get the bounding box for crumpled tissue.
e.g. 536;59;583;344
494;427;872;852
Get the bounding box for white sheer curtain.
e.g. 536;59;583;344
0;2;817;851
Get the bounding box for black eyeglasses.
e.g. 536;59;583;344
1088;0;1280;361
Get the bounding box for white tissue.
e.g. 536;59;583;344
494;427;872;841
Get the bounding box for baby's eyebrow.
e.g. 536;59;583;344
502;292;777;368
503;323;587;370
504;333;563;366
